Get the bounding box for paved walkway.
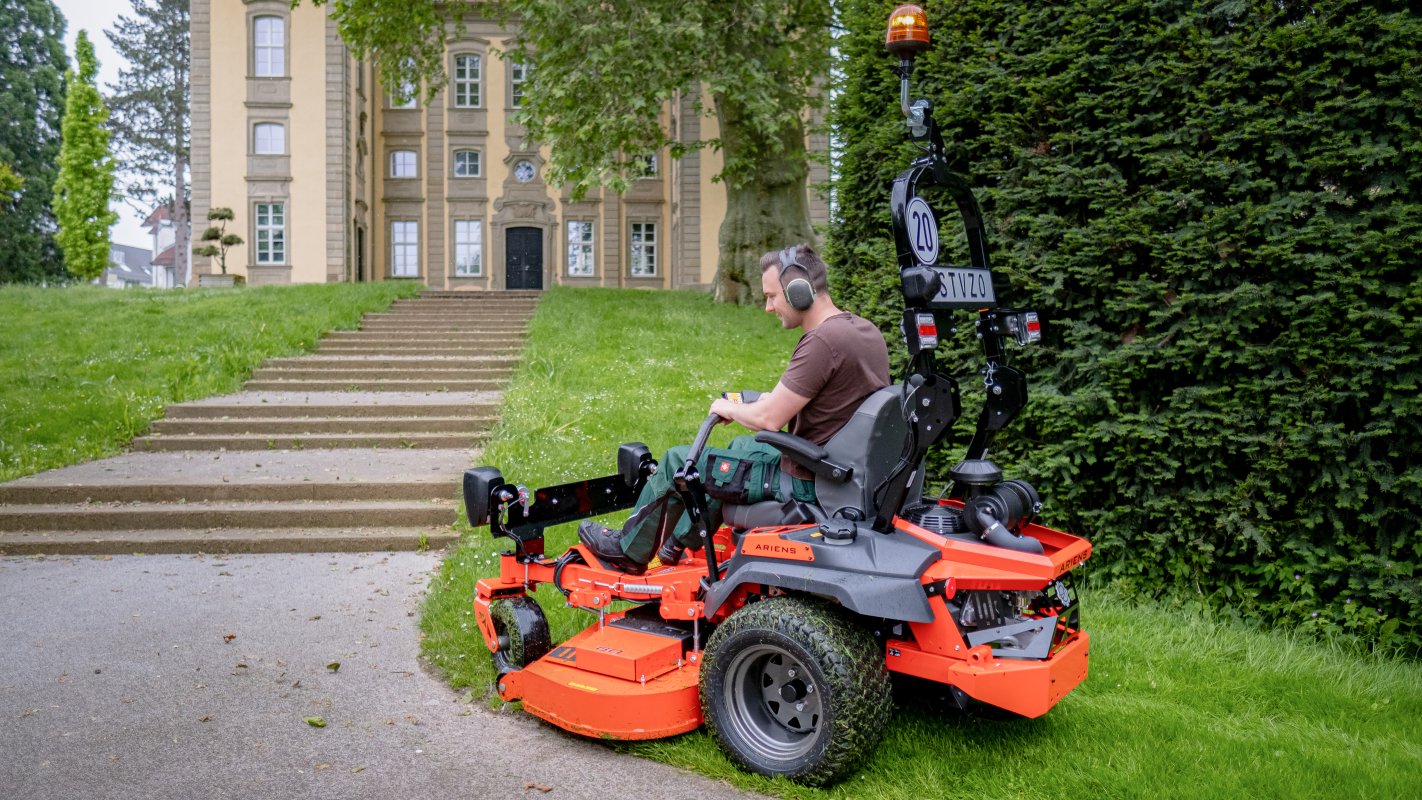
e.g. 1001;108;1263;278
0;552;762;800
0;291;766;799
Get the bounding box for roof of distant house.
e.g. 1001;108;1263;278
143;204;174;229
105;243;155;284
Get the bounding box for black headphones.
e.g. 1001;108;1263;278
778;246;816;311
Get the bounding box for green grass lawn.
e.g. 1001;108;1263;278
421;286;1422;799
0;281;422;481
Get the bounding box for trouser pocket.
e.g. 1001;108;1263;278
703;448;780;504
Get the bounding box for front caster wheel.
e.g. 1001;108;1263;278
700;596;891;786
489;596;550;677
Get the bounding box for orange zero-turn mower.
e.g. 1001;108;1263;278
460;5;1091;787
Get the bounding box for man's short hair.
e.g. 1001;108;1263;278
760;243;829;295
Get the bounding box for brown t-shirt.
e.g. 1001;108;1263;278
778;313;891;478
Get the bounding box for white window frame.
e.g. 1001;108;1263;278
390;150;418;178
253;16;285;78
255;203;286;265
509;61;531;108
390;220;419;277
452;149;481;178
253;122;284;155
567;220;595;277
629;221;657;277
453;54;481;108
453;219;483;277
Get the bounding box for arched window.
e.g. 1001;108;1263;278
253;123;284;155
452;149;480;178
453;54;481;108
252;16;285;77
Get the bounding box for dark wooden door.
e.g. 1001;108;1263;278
505;227;543;290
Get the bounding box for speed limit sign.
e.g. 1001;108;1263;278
905;196;939;265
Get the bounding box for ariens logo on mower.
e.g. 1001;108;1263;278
743;540;814;561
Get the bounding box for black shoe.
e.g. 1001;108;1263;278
576;521;646;575
656;536;686;567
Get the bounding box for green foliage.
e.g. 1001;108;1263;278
421;288;1422;796
106;0;191;283
0;161;22;201
0;0;66;283
829;1;1422;652
0;281;421;481
53;29;118;282
193;206;241;274
105;0;189;206
306;0;826;303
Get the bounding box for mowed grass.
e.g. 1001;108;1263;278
0;281;422;481
420;287;1422;799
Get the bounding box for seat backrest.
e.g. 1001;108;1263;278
815;385;918;521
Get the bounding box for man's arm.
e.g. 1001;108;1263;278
709;381;811;433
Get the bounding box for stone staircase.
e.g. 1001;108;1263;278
0;290;539;555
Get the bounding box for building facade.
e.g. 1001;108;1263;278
190;2;828;290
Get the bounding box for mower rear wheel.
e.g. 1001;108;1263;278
701;596;891;786
489;596;551;677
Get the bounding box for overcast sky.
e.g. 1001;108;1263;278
54;0;151;247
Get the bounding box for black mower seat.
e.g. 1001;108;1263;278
728;385;913;529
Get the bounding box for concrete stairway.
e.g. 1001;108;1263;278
0;290;538;555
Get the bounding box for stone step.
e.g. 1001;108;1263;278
0;526;458;555
323;329;527;340
249;366;513;381
163;401;500;419
148;415;495;435
350;325;529;335
417;290;542;298
260;355;517;369
240;378;506;392
132;431;489;450
315;344;524;356
366;310;536;319
0;499;456;532
0;479;451;505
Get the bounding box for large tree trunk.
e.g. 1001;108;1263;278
712;94;815;305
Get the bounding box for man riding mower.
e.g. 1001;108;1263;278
460;6;1091;787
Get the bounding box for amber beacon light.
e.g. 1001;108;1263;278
885;4;930;58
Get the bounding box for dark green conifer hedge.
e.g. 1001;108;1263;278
828;0;1421;650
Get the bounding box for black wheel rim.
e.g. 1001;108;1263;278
721;643;823;761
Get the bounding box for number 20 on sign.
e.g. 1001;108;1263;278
906;196;939;265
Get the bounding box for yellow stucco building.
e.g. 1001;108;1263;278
190;2;827;290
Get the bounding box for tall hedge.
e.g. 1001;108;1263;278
828;0;1422;651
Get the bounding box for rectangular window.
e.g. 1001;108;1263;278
388;82;417;109
391;221;419;277
629;222;656;277
453;220;483;276
253;122;284;155
510;61;530;108
255;203;285;265
454;54;481;108
390;150;417;178
453;149;480;178
567;221;595;277
253;17;284;78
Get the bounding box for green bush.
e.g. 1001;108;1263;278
829;0;1422;651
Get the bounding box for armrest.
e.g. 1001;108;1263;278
754;431;854;483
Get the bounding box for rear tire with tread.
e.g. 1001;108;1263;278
700;596;891;786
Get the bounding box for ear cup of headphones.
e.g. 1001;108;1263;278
784;277;815;311
777;246;816;311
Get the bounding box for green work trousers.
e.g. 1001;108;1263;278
617;435;816;564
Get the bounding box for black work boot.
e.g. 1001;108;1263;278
655;535;686;567
576;521;646;575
